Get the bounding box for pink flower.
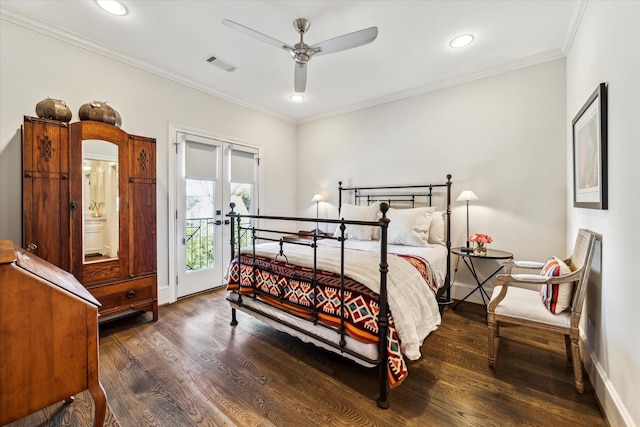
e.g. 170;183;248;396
469;233;493;244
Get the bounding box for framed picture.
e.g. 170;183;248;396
572;83;608;209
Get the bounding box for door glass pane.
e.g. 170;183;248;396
230;182;253;247
185;179;215;271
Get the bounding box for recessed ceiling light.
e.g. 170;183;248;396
290;94;305;103
95;0;128;16
450;34;474;49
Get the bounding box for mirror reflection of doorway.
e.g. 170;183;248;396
82;139;119;264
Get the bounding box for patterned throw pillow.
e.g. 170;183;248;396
539;256;573;314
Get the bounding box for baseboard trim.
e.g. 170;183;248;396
580;331;635;427
158;284;171;306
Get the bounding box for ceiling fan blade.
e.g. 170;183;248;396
311;26;378;57
294;63;307;93
222;19;293;51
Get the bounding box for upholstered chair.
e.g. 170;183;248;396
487;229;597;393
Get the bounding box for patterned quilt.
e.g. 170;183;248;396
227;250;437;388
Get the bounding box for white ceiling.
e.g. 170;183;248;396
0;1;583;124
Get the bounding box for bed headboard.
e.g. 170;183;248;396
337;174;453;308
338;175;452;211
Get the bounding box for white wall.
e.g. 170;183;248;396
297;60;568;299
566;2;640;426
0;19;298;302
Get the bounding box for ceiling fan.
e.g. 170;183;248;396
222;18;378;93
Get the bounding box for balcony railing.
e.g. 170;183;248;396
185;216;215;271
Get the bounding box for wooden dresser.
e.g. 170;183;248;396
0;240;106;426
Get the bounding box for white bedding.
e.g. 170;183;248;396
238;240;443;360
318;239;449;289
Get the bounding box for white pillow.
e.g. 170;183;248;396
334;202;380;240
428;211;446;245
386;207;434;246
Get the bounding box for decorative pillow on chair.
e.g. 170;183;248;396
386;207;434;246
539;256;573;314
333;202;380;240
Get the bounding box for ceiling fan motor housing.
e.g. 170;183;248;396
293;18;310;34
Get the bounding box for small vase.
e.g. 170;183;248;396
474;242;487;256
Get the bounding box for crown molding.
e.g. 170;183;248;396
0;7;296;125
560;0;588;55
297;49;566;125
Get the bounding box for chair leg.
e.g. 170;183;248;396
570;336;584;393
487;317;497;367
564;334;573;364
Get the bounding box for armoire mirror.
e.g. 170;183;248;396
70;120;130;282
83;139;118;263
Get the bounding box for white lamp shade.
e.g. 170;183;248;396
311;194;323;202
456;190;478;202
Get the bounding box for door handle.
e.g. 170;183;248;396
215;220;222;225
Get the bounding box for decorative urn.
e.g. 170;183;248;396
35;98;73;122
78;101;122;127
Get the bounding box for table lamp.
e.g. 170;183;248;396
456;190;478;252
312;194;323;235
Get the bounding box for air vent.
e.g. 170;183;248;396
206;55;236;72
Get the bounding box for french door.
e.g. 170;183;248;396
175;131;258;298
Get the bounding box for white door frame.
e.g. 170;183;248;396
165;122;261;305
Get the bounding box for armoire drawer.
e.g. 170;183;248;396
88;276;156;315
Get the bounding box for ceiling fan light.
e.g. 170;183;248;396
95;0;128;16
450;34;474;48
290;94;305;103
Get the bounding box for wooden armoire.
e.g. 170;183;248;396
22;116;158;321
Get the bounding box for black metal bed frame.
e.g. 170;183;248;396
225;174;452;409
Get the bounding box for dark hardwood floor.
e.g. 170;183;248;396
8;288;607;426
